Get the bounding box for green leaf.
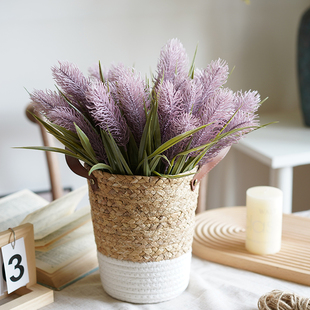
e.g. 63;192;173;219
168;138;192;174
29;113;96;164
170;140;193;175
149;154;170;172
228;66;235;80
74;124;98;164
189;43;198;79
136;123;207;172
99;61;105;83
147;124;207;160
180;155;199;173
16;146;94;166
150;101;161;151
185;146;211;170
101;129;133;175
107;131;133;175
89;163;113;174
138;103;154;163
172;140;217;161
100;130;119;172
127;131;139;169
258;97;268;106
52;123;80;143
142;150;151;176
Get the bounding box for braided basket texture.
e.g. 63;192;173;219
88;170;199;263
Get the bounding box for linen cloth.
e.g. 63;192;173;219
41;210;310;310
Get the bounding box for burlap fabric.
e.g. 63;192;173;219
88;170;199;263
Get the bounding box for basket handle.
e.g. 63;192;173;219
190;146;230;191
65;154;99;191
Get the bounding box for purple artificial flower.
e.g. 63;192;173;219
178;78;203;114
107;63;129;83
85;81;130;147
156;80;184;143
28;39;263;175
192;59;229;117
154;38;189;90
224;90;261;134
111;67;150;145
200;87;235;130
196;90;261;166
52;61;90;108
30;89;107;162
163;112;200;164
30;89;68;115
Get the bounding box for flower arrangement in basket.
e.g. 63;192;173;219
24;39;268;303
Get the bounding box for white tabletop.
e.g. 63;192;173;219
233;109;310;169
41;210;310;310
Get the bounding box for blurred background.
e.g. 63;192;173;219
1;0;309;211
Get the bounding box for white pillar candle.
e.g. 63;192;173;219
245;186;283;255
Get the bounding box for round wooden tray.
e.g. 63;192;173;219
192;207;310;286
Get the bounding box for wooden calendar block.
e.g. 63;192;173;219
0;224;53;309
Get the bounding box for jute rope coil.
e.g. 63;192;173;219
88;170;199;263
258;290;310;310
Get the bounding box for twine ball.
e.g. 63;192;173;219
258;290;310;310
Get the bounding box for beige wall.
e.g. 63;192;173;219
0;0;309;210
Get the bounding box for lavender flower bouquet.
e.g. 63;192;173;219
25;39;266;178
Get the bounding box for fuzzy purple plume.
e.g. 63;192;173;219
107;63;129;83
155;38;189;90
30;89;68;114
111;67;150;144
178;79;203;114
157;81;184;143
164;112;200;162
197;90;261;166
192;59;229;117
30;89;107;162
85;81;130;147
224;90;261;134
52;61;90;108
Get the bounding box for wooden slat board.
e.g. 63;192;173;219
192;207;310;286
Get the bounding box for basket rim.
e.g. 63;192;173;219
85;164;197;181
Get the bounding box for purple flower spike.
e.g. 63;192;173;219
30;89;68;116
31;88;107;163
107;63;128;83
157;81;183;143
178;79;203;114
164;112;200;162
113;68;150;144
52;61;90;107
192;59;229;116
86;81;130;147
155;38;189;89
224;90;261;134
197;90;261;166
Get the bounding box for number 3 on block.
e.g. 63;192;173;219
1;237;29;294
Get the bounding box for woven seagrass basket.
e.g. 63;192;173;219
87;170;199;303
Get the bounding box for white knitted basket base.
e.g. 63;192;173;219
98;251;191;303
